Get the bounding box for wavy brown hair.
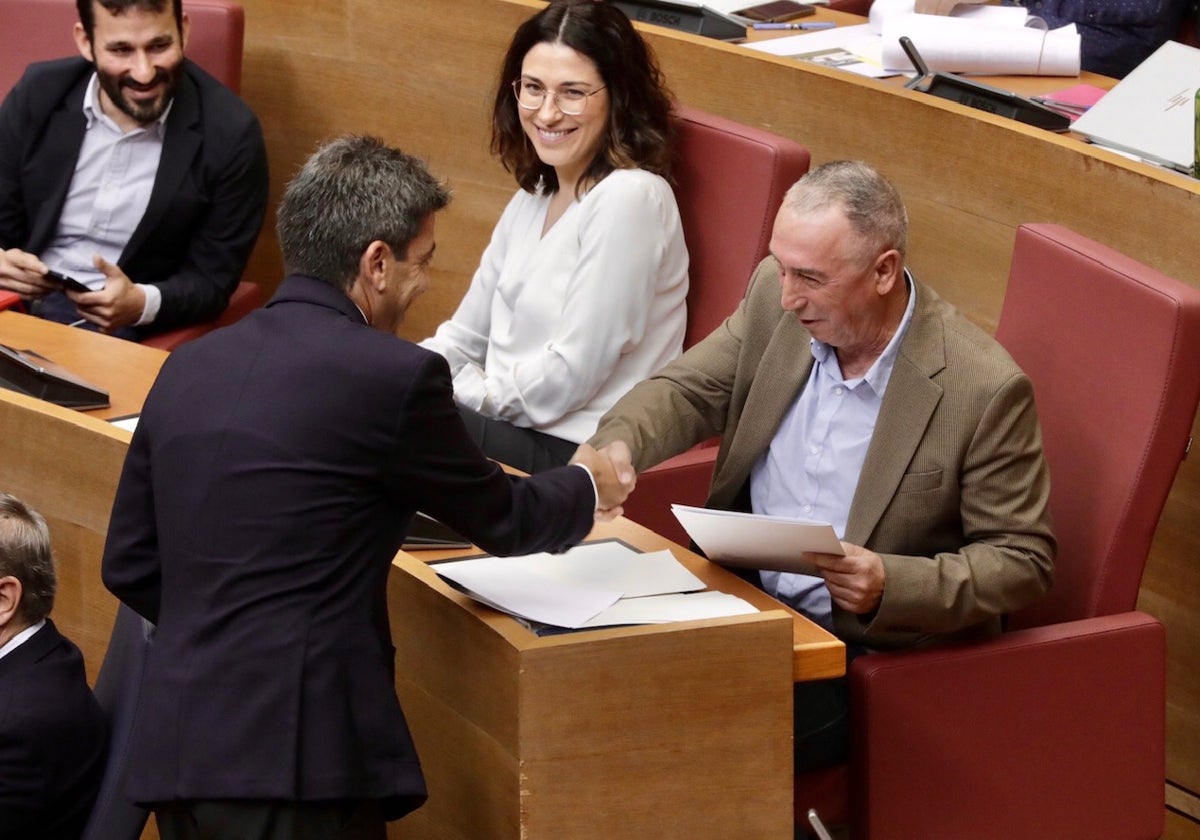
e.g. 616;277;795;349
491;0;675;197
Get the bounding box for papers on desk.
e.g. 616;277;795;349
744;25;897;79
434;540;757;630
871;0;1080;75
746;0;1080;78
108;414;139;432
671;504;843;576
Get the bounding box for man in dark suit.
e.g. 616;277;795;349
101;135;633;839
0;492;107;839
0;0;268;339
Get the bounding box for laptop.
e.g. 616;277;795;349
1071;40;1200;174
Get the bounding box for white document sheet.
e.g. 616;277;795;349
436;561;622;628
743;25;898;78
865;0;1079;74
879;15;1080;75
434;541;709;628
671;504;843;575
579;591;758;628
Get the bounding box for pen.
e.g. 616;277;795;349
751;21;837;30
1031;96;1089;116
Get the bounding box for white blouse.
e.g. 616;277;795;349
421;168;689;444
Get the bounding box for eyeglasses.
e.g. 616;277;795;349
511;79;606;116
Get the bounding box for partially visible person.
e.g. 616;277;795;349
590;161;1055;773
1016;0;1189;77
0;0;268;339
421;0;688;473
102;135;632;840
0;492;107;840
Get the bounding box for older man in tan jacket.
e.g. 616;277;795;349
590;161;1055;772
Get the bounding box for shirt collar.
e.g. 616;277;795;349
0;618;45;661
82;72;173;136
810;269;917;395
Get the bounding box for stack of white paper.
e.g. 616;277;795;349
434;540;757;629
671;504;843;576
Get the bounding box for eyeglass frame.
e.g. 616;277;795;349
511;78;607;116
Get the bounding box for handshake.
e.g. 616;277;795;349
569;440;637;522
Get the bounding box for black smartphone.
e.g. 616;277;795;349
734;1;817;21
44;269;92;294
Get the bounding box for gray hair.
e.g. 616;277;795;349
0;493;56;624
276;135;451;293
782;160;908;262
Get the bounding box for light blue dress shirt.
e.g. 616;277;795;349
39;73;170;324
749;273;916;630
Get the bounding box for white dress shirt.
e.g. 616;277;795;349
39;73;170;324
421;168;688;444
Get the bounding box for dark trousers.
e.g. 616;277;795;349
155;800;386;840
793;645;869;773
29;290;140;341
456;404;578;474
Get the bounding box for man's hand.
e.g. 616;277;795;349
0;248;56;298
71;256;145;332
570;442;637;522
804;541;885;615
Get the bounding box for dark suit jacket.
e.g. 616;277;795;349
0;619;107;839
0;57;268;331
101;275;597;819
591;259;1055;650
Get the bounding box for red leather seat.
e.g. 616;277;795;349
618;105;810;545
0;0;258;349
797;223;1200;838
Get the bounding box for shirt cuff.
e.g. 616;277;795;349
572;462;600;511
451;363;490;413
135;283;162;326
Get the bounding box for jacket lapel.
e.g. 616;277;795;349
121;65;201;263
28;83;89;249
712;313;815;506
843;284;946;546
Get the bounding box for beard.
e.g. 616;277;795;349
95;60;182;126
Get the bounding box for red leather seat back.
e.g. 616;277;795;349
997;223;1200;628
620;108;809;544
671;105;810;349
0;0;244;99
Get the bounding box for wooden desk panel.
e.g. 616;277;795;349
0;311;166;420
389;548;797;839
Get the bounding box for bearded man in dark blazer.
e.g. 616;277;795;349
590;161;1055;773
0;492;107;840
0;0;267;339
101;135;633;840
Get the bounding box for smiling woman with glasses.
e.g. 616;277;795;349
421;0;689;475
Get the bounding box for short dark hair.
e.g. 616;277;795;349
276;135;451;292
783;160;909;262
76;0;184;42
492;0;675;197
0;493;56;625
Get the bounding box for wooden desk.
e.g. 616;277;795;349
388;512;838;839
0;310;167;420
0;313;167;681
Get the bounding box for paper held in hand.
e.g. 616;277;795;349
670;504;844;576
